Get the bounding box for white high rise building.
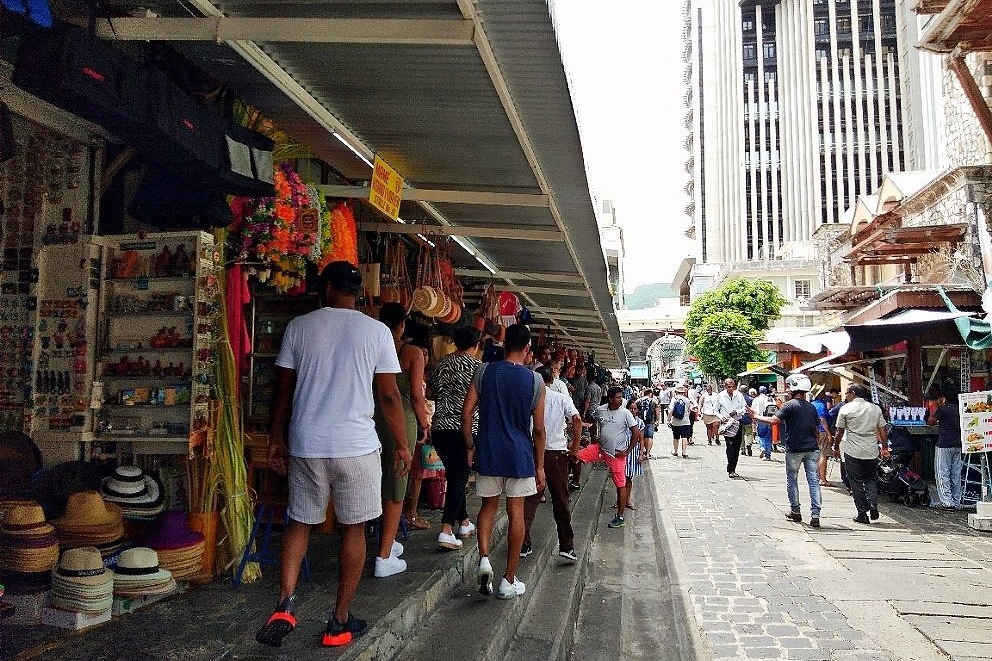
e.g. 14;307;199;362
683;0;942;266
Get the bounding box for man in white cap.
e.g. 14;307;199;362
749;374;823;528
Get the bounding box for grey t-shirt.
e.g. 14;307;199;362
837;398;885;460
592;404;638;456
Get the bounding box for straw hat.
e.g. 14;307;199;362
52;546;113;588
113;547;177;596
0;503;55;537
56;491;123;529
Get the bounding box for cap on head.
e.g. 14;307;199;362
320;261;363;296
758;386;767;393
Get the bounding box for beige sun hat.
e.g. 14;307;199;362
52;546;114;588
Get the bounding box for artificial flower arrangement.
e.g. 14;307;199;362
228;162;326;293
319;201;358;269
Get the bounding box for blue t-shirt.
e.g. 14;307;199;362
473;361;543;478
812;399;828;432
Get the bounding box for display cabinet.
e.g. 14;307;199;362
91;232;219;457
243;289;319;431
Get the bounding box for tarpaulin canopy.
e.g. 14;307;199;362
937;288;992;349
843;309;974;353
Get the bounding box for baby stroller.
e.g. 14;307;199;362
877;451;929;506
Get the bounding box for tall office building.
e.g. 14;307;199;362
684;0;929;265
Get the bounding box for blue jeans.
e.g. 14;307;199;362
757;430;773;458
785;450;822;517
934;446;963;507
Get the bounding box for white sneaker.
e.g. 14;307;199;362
374;554;407;578
390;540;404;557
456;521;476;539
497;576;526;600
478;556;494;595
437;532;463;550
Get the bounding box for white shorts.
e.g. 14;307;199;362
287;451;382;525
475;475;537;498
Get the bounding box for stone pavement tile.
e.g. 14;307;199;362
764;624;803;637
744;648;785;659
784;648;833;660
739;635;777;647
777;636;813;649
710;643;743;658
903;614;992;644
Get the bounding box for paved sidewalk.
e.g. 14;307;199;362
650;425;992;661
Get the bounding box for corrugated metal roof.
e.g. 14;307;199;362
82;0;625;364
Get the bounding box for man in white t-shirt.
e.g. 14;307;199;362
256;261;412;649
522;365;583;562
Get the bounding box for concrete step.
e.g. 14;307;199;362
393;467;610;661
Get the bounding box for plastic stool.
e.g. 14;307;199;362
232;502;310;589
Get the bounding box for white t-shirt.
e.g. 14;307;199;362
551;378;570;397
544;387;580;451
275;307;401;458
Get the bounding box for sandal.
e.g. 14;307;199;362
256;610;297;647
672;451;678;457
626;504;636;511
407;516;430;530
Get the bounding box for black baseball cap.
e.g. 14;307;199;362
320;261;363;295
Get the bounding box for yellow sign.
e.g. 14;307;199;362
369;155;404;220
746;362;774;375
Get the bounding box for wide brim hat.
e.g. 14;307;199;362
113;547;173;585
56;491;123;529
100;466;164;509
52;546;114;587
49;594;113;613
141;511;205;551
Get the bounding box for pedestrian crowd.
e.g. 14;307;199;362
253;261;643;649
251;261;964;650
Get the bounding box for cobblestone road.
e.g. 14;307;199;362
648;425;992;661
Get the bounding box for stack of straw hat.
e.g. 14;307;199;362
112;547;176;598
50;546;114;613
53;491;125;559
140;511;205;581
0;502;59;594
99;466;165;519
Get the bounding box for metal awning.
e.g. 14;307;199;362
40;1;626;365
737;363;790;378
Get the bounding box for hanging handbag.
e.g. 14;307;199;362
358;234;381;297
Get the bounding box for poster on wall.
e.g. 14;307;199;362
958;390;992;453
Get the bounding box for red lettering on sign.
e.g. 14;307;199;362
82;67;105;82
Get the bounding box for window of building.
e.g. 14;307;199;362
837;16;851;32
794;279;811;300
763;42;776;59
743;19;754;31
764;70;777;83
743;43;756;60
814;19;828;36
838;47;852;59
880;14;895;31
815;48;828;60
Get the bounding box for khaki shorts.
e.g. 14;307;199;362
287;452;382;526
818;431;833;458
475;475;537;498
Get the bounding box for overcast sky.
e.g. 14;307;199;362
552;1;695;294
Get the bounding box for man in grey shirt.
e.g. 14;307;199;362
833;384;890;524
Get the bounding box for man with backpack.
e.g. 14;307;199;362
635;388;660;459
749;374;823;528
668;384;695;457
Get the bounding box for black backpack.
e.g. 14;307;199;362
638;398;656;424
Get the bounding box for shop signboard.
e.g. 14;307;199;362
959;390;992;453
629;361;650;381
369;155;404;220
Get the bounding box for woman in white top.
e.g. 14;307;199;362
699;384;721;445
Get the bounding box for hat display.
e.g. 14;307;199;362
112;547;176;598
99;466;165;519
53;491;125;559
0;502;59;593
50;546;113;613
140;511;205;581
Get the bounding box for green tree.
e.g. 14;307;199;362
684;278;786;346
691;311;766;379
684;278;785;379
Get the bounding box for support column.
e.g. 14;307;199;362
907;338;924;406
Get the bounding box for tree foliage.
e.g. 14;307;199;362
684;278;785;379
684;278;786;346
691;311;765;379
